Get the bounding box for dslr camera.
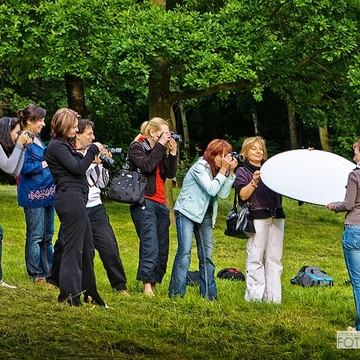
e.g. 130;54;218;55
228;152;243;164
170;131;182;143
17;131;35;140
98;145;123;169
104;145;123;157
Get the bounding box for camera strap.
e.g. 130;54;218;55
86;164;101;187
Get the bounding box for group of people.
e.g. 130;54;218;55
0;109;179;306
0;106;283;307
1;104;359;332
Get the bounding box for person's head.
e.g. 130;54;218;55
203;139;233;176
0;117;21;155
240;136;267;166
135;117;170;146
353;140;360;164
74;119;95;149
17;104;46;135
50;108;80;140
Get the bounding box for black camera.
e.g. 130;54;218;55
170;131;182;143
229;152;243;164
98;145;124;168
103;145;123;158
98;152;114;168
17;131;35;140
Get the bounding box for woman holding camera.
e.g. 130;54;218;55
128;117;177;296
0;116;32;288
17;104;56;283
44;108;106;306
168;139;237;300
234;136;285;304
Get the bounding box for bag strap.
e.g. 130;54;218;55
124;141;144;173
233;188;252;210
232;188;238;208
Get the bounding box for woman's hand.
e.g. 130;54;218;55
16;132;33;147
157;131;172;146
252;170;261;187
218;153;233;176
326;202;334;210
168;137;177;155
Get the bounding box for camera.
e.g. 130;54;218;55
229;152;243;164
170;131;182;143
17;131;35;140
98;145;124;168
98;152;114;168
103;145;123;157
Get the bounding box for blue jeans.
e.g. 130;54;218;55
24;206;54;279
342;225;360;331
168;209;217;300
0;225;3;280
130;199;170;284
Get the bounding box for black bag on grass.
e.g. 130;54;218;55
290;266;333;287
217;268;245;281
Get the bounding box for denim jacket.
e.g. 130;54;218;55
174;157;235;227
18;136;56;208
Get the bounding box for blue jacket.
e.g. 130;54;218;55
174;157;235;227
17;136;56;208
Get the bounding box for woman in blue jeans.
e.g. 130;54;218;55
327;139;360;331
17;104;56;282
168;139;238;300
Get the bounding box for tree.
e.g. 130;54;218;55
1;0;360;162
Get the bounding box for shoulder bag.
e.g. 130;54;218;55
108;142;147;205
224;190;255;239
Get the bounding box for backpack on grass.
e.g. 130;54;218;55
217;268;245;281
290;266;333;287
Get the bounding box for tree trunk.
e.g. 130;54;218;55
251;110;260;135
319;126;332;152
288;105;298;149
64;74;87;117
178;101;190;159
148;57;176;225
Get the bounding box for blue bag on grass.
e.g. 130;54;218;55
290;266;333;287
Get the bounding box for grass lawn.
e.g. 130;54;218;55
0;184;358;359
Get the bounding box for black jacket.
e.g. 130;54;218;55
128;140;177;196
45;139;98;192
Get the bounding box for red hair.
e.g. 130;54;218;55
203;139;233;176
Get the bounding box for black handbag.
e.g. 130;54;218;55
224;191;255;239
108;144;147;205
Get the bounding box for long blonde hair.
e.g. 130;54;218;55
134;117;169;141
240;136;268;161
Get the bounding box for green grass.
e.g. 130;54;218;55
0;184;358;359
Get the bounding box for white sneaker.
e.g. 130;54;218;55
0;280;16;289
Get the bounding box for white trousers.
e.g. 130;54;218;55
244;217;285;304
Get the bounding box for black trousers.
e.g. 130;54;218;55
48;204;127;291
54;188;105;306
